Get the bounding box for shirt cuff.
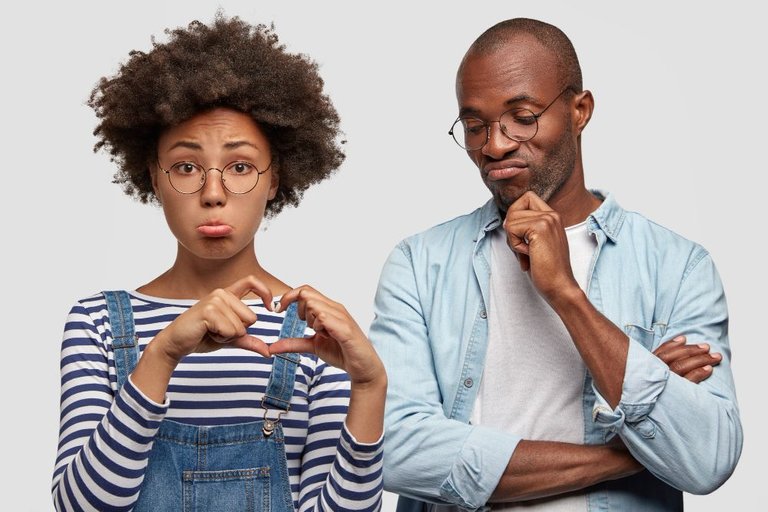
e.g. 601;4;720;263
123;374;171;417
439;424;519;511
340;422;384;459
592;338;669;439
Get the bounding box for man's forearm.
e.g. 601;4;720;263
491;440;642;503
550;287;629;407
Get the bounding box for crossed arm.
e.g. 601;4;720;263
490;192;741;501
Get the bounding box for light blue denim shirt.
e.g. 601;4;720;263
370;192;742;512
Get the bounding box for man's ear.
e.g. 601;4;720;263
572;89;594;136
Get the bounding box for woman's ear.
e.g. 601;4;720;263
149;162;162;203
267;163;280;201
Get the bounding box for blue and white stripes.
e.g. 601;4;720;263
53;292;383;511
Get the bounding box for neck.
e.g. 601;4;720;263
139;242;287;299
547;163;601;227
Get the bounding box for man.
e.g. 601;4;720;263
370;18;742;511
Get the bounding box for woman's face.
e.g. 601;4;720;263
152;108;278;261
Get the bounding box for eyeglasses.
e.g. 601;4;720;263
448;87;572;151
158;159;272;195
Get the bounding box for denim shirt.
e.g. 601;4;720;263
370;192;742;512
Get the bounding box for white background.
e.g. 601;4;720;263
1;1;764;510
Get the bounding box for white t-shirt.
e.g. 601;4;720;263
469;221;597;511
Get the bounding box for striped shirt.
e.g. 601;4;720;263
52;291;383;511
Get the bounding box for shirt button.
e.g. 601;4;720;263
464;378;474;388
479;310;487;319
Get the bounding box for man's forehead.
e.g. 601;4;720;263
456;39;560;105
460;34;557;78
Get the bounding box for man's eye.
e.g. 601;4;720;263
463;121;486;135
512;114;537;126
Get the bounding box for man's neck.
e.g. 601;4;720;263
549;186;603;228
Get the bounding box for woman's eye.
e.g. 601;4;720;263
172;163;198;175
228;162;254;175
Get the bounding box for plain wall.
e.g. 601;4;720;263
1;1;763;510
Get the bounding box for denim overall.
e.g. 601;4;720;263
104;291;305;512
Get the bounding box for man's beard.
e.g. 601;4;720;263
496;123;577;211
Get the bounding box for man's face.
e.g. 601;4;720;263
456;37;580;211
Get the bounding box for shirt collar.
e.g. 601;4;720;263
587;190;625;243
475;190;626;243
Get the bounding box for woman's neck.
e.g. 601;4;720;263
137;244;289;300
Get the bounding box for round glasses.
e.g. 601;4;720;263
159;159;272;195
448;88;571;151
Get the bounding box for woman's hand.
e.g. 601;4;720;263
132;276;273;402
269;285;386;386
269;285;386;443
156;275;274;363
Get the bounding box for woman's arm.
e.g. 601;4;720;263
52;299;169;512
271;285;386;511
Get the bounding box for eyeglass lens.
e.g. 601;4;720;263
166;161;264;194
451;108;539;151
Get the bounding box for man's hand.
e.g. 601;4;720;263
503;191;580;305
653;335;722;384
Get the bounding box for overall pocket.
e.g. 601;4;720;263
183;467;271;512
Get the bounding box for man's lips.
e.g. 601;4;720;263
197;223;233;237
484;161;528;181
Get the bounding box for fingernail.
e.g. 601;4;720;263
673;336;685;342
697;343;709;349
704;365;713;371
713;353;722;360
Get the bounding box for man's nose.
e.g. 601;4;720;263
481;122;520;159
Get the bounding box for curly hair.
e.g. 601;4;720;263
88;13;345;217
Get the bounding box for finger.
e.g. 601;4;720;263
504;212;561;253
225;275;274;311
276;285;335;314
655;344;709;364
214;293;257;331
230;335;271;358
682;365;714;384
309;308;351;340
517;252;530;272
653;335;686;356
507;191;554;213
202;303;248;343
275;285;316;313
669;353;722;377
269;337;316;355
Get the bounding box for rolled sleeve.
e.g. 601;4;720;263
592;338;669;439
439;425;518;509
594;251;742;494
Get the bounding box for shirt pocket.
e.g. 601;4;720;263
623;322;667;350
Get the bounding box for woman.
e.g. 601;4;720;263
52;14;385;511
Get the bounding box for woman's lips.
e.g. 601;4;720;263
197;224;233;237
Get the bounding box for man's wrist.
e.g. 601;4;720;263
547;283;589;314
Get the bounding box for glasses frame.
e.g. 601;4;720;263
158;158;273;195
449;87;574;151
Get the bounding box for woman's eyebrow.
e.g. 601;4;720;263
223;140;261;150
167;140;202;151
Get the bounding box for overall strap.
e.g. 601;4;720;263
103;291;139;392
262;302;306;412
